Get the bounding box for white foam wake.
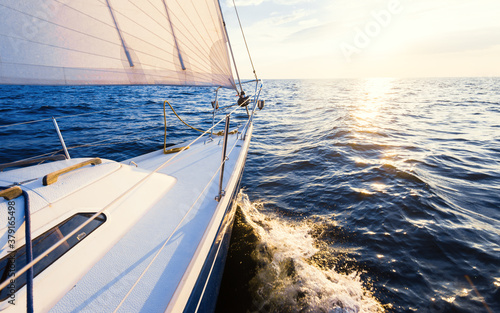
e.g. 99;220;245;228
237;193;384;313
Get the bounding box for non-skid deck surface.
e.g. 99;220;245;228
50;134;243;312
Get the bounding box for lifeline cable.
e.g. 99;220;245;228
0;104;241;294
113;114;244;313
0;102;158;129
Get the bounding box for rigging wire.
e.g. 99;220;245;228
0;97;242;166
231;0;258;81
0;84;262;307
217;0;243;93
0;103;243;294
0;131;162;170
2;130;162;170
112;112;244;313
0;102;157;129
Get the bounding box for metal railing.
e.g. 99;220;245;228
0;83;265;309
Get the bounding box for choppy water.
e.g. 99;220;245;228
1;78;499;312
217;78;500;313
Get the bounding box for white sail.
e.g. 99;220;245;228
0;0;236;88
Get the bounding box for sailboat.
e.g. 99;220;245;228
0;1;262;312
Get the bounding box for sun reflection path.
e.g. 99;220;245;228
353;78;395;127
349;78;400;196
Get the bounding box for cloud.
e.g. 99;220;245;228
283;22;337;43
230;0;312;6
234;8;318;40
404;27;500;55
225;0;500;78
230;0;265;6
273;0;313;4
269;9;312;26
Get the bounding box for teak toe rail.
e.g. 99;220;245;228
43;158;102;186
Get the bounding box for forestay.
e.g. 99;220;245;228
0;0;236;88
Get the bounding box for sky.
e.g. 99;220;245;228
221;0;500;79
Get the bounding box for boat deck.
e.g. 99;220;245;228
0;125;251;312
49;131;249;312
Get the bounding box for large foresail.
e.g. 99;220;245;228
0;0;236;88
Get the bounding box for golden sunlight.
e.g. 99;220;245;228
353;77;394;127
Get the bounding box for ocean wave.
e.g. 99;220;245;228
236;193;384;313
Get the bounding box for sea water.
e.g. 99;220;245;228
0;78;499;312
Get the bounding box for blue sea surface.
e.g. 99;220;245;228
1;78;499;312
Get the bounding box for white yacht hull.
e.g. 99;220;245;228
0;122;254;313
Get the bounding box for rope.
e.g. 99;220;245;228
112;116;243;313
0;187;34;313
164;100;237;136
231;0;258;81
164;100;205;133
22;189;34;313
0;105;241;294
163;99;168;153
0;93;257;311
2;97;244;169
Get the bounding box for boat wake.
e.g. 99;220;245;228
235;193;384;313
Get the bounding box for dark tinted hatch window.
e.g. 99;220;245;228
0;213;106;301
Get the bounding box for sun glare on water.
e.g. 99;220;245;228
352;78;394;127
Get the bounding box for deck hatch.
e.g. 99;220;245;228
0;213;106;301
